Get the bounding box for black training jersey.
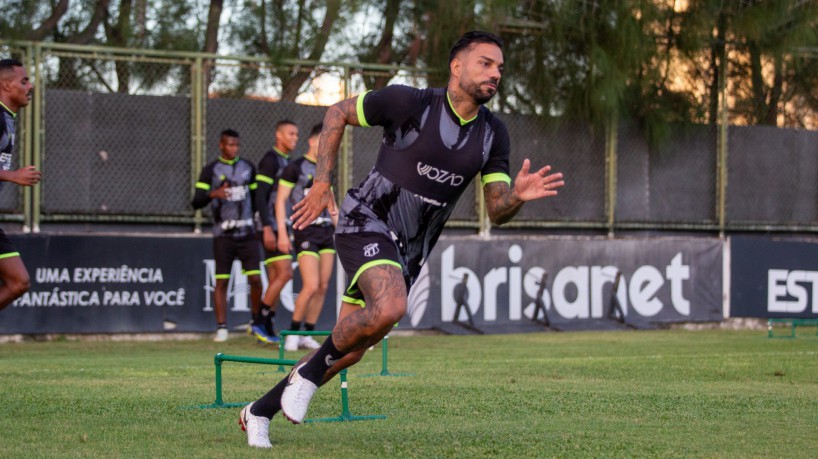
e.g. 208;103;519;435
0;103;17;192
279;155;333;227
256;147;290;229
337;85;511;282
193;156;258;238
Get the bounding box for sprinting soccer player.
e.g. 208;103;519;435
0;59;40;312
253;120;300;343
275;123;338;352
192;129;263;343
239;31;565;447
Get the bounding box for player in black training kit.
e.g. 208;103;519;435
0;59;40;312
276;124;338;352
192;129;263;342
254;120;299;343
239;32;565;447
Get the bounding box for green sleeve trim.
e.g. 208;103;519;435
356;91;372;128
279;179;295;189
481;173;511;187
249;183;258;190
264;254;293;265
0;251;21;260
195;182;210;190
256;174;274;185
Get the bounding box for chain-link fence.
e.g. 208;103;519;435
2;40;818;233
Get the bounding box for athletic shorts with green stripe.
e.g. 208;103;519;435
335;231;408;307
293;224;335;261
0;228;20;260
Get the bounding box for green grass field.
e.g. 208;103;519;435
1;329;816;458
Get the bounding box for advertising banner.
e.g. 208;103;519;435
0;234;723;334
731;236;818;318
0;234;336;334
398;236;723;331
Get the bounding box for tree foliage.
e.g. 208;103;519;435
3;0;818;127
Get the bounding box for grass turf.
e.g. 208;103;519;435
1;329;816;458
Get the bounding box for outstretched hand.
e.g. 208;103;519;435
291;181;335;230
513;159;564;202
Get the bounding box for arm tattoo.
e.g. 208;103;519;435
315;98;359;183
484;181;524;225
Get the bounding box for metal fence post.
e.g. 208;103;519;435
191;56;205;233
717;44;729;237
606;115;618;238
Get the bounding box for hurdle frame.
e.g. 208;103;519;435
193;353;385;423
278;331;412;377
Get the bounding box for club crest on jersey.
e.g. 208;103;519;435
363;243;380;258
417;162;464;187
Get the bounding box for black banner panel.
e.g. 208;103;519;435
1;235;723;334
731;236;818;318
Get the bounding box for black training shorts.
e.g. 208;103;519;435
260;229;293;265
0;227;19;259
334;231;410;307
294;225;336;260
213;235;261;279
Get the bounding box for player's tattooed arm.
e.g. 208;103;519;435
484;181;524;226
314;98;360;183
484;159;564;225
292;96;361;229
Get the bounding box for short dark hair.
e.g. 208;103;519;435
448;31;503;64
275;119;297;131
220;129;239;138
0;59;24;77
309;123;323;138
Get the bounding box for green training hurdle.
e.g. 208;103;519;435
278;331;412;377
277;330;331;372
195;353;385;423
767;318;818;338
360;335;413;378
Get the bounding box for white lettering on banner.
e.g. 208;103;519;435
14;264;185;309
35;267;164;284
767;269;818;313
440;244;692;322
202;259;295;313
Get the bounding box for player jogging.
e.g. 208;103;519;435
0;59;40;312
239;31;565;447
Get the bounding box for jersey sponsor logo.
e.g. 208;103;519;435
0;152;11;170
363;243;380;258
416;162;464;187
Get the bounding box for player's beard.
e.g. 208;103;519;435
461;78;498;105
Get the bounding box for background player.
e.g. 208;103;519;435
0;59;40;311
192;129;262;342
275;124;338;352
254;120;299;343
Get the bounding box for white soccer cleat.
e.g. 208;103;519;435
238;402;272;448
213;328;229;342
299;336;321;350
283;334;299;352
281;363;318;424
